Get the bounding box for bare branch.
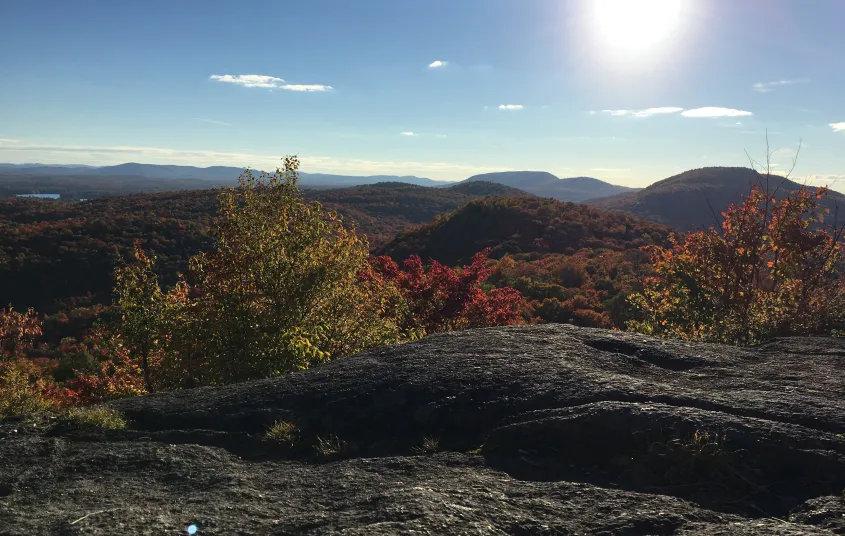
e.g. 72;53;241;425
703;193;723;231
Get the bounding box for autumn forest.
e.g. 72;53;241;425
1;158;844;413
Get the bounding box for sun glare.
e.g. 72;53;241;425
593;0;684;55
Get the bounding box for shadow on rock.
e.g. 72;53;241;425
483;401;845;518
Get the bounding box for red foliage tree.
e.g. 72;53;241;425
370;249;526;335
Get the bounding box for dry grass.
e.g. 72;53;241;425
412;436;441;455
313;435;348;459
264;420;297;445
63;406;127;430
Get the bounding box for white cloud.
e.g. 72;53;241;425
636;107;683;117
752;79;808;93
831;122;845;132
803;175;845;193
279;84;333;92
210;74;284;88
210;74;332;92
400;132;416;136
600;107;682;118
599;107;753;119
428;60;448;68
0;138;16;145
498;104;524;110
681;107;753;118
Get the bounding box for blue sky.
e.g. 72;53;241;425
1;0;843;186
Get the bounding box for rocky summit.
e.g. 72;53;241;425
2;325;845;535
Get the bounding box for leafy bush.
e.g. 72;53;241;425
0;307;41;358
629;175;845;344
113;157;413;389
0;358;69;416
370;249;526;335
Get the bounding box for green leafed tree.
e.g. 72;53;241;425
114;157;413;388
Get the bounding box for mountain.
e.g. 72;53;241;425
378;195;672;266
586;166;845;231
461;171;638;202
298;173;443;188
307;181;529;244
0;163;94;171
87;163;243;181
0;162;445;188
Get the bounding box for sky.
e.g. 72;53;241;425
0;0;843;187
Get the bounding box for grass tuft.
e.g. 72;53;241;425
412;436;440;455
313;435;348;459
62;406;127;430
264;420;297;445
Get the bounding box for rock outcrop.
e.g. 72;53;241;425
2;325;845;534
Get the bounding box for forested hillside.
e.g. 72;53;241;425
587;167;845;230
307;181;528;243
379;196;673;328
0;181;527;313
379;196;671;264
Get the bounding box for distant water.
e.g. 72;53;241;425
16;193;60;199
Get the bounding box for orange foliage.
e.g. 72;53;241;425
629;183;845;344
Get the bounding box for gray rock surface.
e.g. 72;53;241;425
1;324;845;534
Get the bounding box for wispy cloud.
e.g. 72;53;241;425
598;107;753;119
831;122;845;132
278;84;333;92
681;107;753;118
802;175;845;193
210;74;332;92
498;104;524;110
601;107;683;118
0;138;16;145
209;74;283;88
752;79;808;93
428;60;448;69
195;118;232;127
400;132;416;136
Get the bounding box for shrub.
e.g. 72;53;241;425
370;249;525;335
0;359;69;416
62;406;127;430
113;157;413;388
629;170;845;345
0;307;42;358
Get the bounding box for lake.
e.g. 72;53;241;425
16;194;61;199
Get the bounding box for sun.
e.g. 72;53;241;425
592;0;684;55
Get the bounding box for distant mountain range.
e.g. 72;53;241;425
586;166;845;230
0;163;444;188
0;163;636;199
460;171;638;202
